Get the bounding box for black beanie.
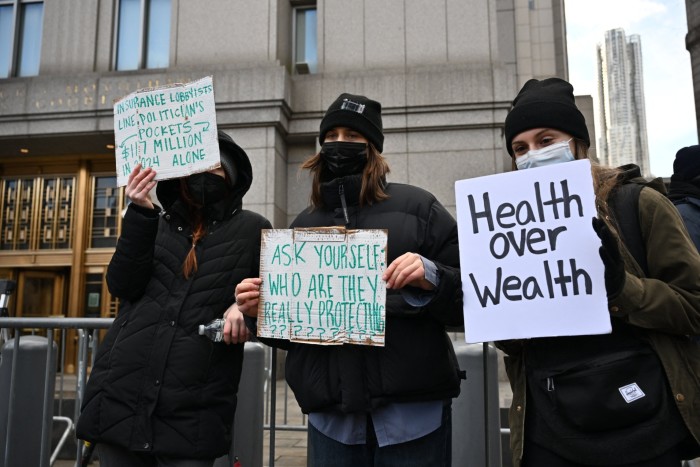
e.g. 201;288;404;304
504;78;590;156
672;145;700;181
319;93;384;153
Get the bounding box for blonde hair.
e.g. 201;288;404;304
301;143;391;209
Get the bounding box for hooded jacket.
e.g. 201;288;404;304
668;177;700;251
76;132;272;458
674;197;700;251
499;186;700;466
256;174;464;414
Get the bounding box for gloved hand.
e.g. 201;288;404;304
592;217;626;299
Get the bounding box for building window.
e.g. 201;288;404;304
293;6;317;74
1;177;37;250
90;176;123;248
84;271;119;318
39;177;74;249
0;0;44;78
0;175;77;251
115;0;171;71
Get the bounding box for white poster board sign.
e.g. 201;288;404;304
258;227;388;346
113;76;219;186
455;159;611;343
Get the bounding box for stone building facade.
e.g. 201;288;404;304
0;0;570;366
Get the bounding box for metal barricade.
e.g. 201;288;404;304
0;317;111;467
0;318;509;467
214;341;266;467
0;318;298;467
0;335;57;467
452;341;502;467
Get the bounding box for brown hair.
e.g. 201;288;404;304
178;179;207;280
301;143;391;209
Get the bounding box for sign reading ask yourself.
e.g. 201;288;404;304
258;227;388;346
113;76;219;186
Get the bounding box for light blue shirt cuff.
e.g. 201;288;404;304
400;256;439;307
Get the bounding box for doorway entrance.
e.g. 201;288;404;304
16;270;67;318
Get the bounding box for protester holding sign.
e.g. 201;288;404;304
76;131;272;466
497;78;700;467
236;93;464;466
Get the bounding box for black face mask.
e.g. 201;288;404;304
320;142;368;177
186;172;229;206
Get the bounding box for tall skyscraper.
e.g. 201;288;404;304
597;28;651;175
685;0;700;140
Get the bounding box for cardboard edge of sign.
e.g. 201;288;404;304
112;75;214;105
255;226;389;347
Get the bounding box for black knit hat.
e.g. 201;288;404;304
319;93;384;153
504;78;590;156
672;145;700;181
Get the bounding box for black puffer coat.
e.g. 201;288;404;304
77;133;272;458
271;175;464;413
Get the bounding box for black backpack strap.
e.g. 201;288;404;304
608;181;649;277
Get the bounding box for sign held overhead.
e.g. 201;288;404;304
113;76;219;186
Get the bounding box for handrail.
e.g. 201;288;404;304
0;317;113;329
0;317;307;467
0;317;113;467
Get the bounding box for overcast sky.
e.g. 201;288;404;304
564;0;697;177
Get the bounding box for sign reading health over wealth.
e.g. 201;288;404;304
113;76;219;186
258;227;388;346
455;159;610;343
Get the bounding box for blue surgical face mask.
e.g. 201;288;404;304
515;139;575;170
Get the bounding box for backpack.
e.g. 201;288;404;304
607;163;666;276
609;164;699;344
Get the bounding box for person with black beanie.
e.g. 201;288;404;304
235;93;464;467
496;78;700;467
668;144;700;251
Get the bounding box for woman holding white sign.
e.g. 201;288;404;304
236;93;464;466
498;78;700;467
77;131;272;466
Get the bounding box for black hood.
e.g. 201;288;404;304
156;130;254;212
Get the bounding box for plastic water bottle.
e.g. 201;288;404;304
198;318;225;342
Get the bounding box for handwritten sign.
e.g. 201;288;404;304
113;76;219;186
258;227;388;346
455;159;610;343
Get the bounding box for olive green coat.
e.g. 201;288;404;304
498;187;700;467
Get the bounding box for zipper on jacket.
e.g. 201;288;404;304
546;377;555;391
338;181;350;225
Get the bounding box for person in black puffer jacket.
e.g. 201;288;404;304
76;130;272;466
235;93;464;467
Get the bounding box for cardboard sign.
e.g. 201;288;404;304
113;76;219;186
455;159;611;343
258;227;388;346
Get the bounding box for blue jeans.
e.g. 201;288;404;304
308;404;452;467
